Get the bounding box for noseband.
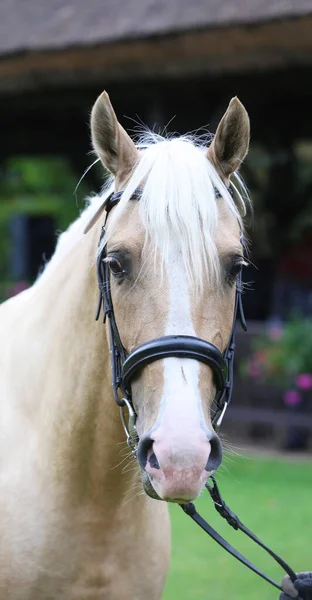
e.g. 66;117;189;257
95;187;247;453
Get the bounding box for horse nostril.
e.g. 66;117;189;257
206;434;223;472
137;435;154;470
149;452;160;470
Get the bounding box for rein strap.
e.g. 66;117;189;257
180;476;297;592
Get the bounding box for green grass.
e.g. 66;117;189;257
163;453;312;600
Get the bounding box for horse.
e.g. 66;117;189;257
0;91;250;599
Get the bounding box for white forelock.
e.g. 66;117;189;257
102;132;248;293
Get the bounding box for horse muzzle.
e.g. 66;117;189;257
137;427;223;503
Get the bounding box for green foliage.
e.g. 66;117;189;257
240;317;312;389
0;156;89;226
0;155;91;297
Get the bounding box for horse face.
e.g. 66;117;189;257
91;92;249;502
105;201;243;502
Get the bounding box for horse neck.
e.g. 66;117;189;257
19;222;131;505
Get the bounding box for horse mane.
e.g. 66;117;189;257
37;131;248;291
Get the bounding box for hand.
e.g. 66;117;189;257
280;573;312;600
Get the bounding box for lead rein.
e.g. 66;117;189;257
180;476;297;592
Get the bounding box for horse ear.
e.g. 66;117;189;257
207;97;250;181
91;91;139;183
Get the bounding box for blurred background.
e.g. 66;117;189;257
1;2;312;597
1;2;312;449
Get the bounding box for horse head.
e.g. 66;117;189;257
90;91;250;503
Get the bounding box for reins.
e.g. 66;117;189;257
180;476;297;592
90;186;305;598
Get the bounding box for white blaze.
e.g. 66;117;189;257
159;249;206;436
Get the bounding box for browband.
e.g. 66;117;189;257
84;185;234;234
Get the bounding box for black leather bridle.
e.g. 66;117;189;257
93;186;305;596
96;187;247;452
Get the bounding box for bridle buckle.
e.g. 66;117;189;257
120;397;138;456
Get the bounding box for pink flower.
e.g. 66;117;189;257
296;373;312;390
248;361;261;378
268;325;283;341
283;389;302;407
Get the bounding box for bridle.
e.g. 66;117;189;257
95;186;247;455
93;186;306;597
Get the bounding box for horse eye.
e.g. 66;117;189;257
230;262;243;277
107;257;124;277
227;260;244;284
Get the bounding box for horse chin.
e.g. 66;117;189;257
141;471;199;504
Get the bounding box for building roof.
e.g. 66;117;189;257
1;0;312;57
